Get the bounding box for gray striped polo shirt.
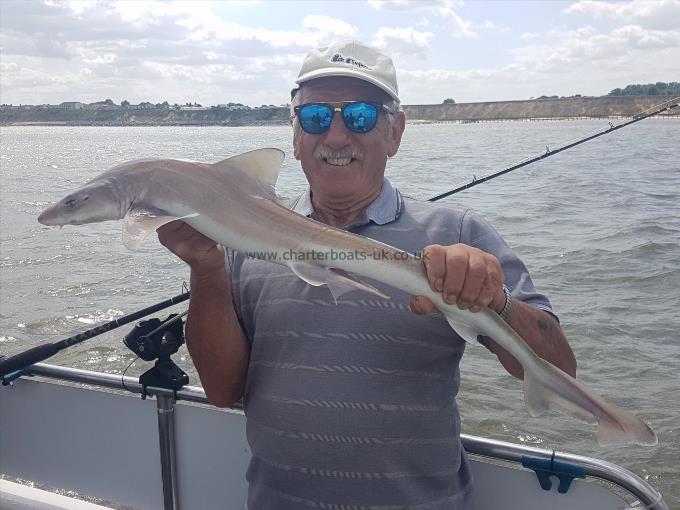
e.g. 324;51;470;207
227;179;552;509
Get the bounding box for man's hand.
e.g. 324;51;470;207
411;243;577;380
410;243;506;315
157;221;225;274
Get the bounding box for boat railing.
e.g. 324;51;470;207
1;362;668;510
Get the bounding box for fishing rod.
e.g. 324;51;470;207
428;96;679;202
0;291;190;379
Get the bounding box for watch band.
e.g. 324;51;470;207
498;285;513;322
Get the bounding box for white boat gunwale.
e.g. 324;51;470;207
0;362;668;510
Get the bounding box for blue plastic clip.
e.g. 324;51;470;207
521;453;586;494
1;369;27;386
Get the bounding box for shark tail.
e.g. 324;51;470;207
593;400;659;447
523;356;657;447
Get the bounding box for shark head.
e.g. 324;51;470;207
38;182;126;226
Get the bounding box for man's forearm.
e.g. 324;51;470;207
186;268;249;407
482;299;577;380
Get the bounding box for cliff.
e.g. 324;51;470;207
1;96;676;126
0;105;290;126
402;96;677;122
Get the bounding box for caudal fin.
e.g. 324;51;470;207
595;402;658;447
523;357;657;447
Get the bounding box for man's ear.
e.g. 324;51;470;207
387;111;406;158
293;127;302;160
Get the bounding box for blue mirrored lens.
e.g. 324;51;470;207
297;102;381;134
342;102;378;133
298;104;333;134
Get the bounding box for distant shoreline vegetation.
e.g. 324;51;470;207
530;82;680;101
1;88;677;127
608;82;680;97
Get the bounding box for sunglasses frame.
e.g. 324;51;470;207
292;101;394;135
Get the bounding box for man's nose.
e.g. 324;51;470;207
323;111;351;147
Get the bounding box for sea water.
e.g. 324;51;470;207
1;120;678;506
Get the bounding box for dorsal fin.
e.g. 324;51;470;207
211;148;285;187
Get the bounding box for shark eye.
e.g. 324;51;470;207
64;194;88;208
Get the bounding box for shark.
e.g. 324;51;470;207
38;148;657;447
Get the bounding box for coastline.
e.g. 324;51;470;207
2;117;676;128
1;96;676;127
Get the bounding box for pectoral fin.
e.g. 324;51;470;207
443;312;480;344
289;263;389;303
123;208;198;250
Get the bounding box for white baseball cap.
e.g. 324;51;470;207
292;41;399;101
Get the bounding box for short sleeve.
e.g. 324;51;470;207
460;210;555;316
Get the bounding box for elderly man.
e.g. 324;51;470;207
159;41;576;509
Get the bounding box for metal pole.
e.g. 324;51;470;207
156;393;180;510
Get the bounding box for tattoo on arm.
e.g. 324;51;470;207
537;316;559;349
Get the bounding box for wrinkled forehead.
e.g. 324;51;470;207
296;77;391;104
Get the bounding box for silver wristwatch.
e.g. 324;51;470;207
498;285;513;322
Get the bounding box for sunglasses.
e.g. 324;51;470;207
293;101;392;135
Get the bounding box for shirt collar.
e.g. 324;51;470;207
292;178;403;227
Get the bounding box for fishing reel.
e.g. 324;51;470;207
124;314;189;394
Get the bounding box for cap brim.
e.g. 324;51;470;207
293;68;399;101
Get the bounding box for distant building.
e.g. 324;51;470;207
56;102;84;110
216;102;249;111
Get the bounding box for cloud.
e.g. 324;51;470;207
367;0;459;11
508;2;680;80
564;0;680;30
415;17;432;27
0;0;363;105
1;0;677;107
475;20;496;30
367;0;493;39
395;5;680;103
301;15;358;38
372;27;434;56
398;66;519;104
435;5;477;38
510;24;680;72
519;31;541;41
400;67;499;91
433;3;496;39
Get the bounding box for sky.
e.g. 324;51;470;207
1;0;679;106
